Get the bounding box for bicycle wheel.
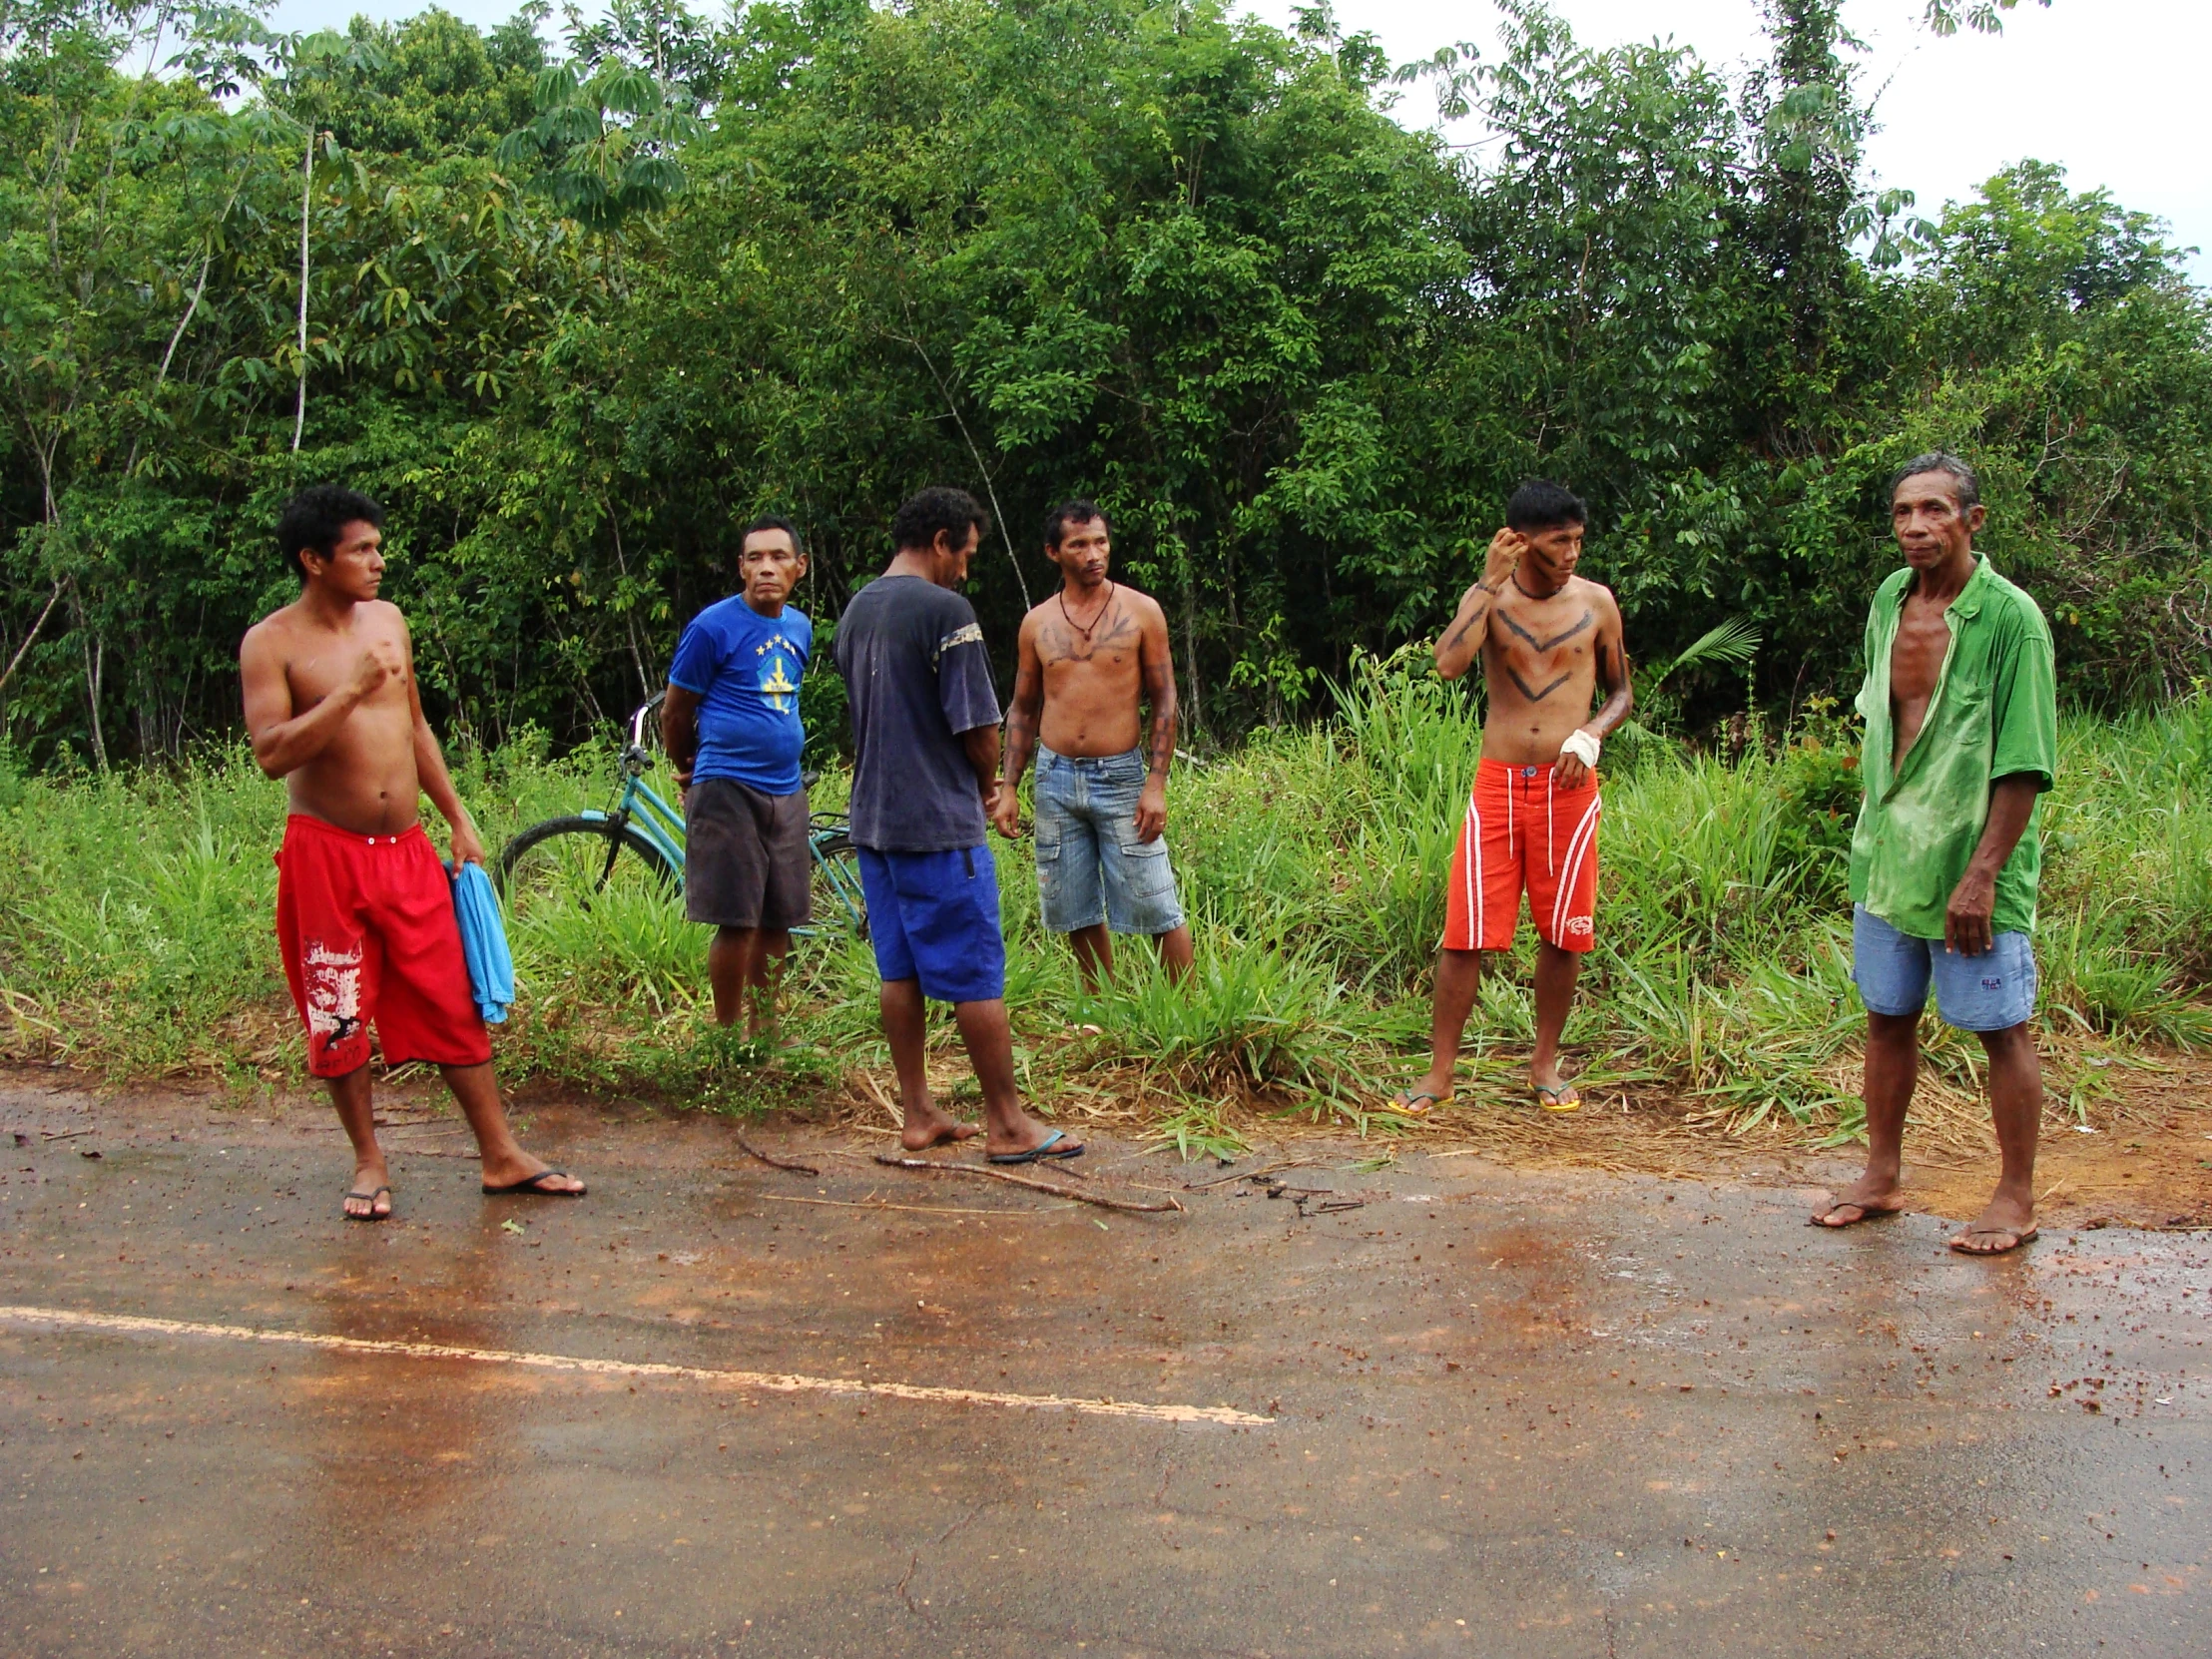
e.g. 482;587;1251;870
496;816;678;927
809;827;868;940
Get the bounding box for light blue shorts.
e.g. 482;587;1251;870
1032;746;1186;937
1852;904;2037;1032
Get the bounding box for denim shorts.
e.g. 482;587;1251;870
1032;746;1186;936
1852;904;2037;1031
856;843;1007;1005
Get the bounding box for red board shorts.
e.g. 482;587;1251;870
1442;758;1601;954
275;816;491;1078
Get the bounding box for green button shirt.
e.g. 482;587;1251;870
1849;555;2058;940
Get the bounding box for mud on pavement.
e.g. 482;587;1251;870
2;1073;2208;1657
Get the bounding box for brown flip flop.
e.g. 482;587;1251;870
343;1186;391;1222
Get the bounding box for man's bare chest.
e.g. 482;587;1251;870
283;632;405;713
1036;615;1143;683
1889;609;1951;703
1487;597;1597;704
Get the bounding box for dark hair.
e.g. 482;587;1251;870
1043;499;1108;550
1505;479;1587;533
1888;451;1980;511
891;486;987;554
276;484;384;576
742;513;806;555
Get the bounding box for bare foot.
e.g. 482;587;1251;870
901;1102;979;1152
1949;1193;2036;1255
343;1159;393;1221
1811;1175;1905;1229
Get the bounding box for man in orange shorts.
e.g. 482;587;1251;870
1392;480;1633;1115
241;485;584;1219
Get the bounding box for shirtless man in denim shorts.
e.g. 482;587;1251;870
994;501;1195;990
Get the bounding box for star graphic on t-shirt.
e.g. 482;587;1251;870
759;653;798;713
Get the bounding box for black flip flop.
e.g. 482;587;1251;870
344;1185;392;1222
482;1169;586;1197
986;1129;1084;1166
1809;1199;1904;1229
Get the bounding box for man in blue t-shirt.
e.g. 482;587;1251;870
663;515;814;1039
834;486;1080;1164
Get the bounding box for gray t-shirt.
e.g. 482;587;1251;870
833;575;1002;851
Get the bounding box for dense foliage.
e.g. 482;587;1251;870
3;0;2207;765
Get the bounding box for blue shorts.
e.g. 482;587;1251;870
857;844;1007;1004
1852;904;2037;1032
1032;746;1186;936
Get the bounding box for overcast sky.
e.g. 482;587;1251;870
1253;0;2209;284
267;0;2209;284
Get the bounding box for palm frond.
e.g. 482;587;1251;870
1648;617;1761;694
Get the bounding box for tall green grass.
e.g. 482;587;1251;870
2;662;2206;1138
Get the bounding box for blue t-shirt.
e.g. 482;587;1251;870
667;596;813;795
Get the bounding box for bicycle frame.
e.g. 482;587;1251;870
579;694;867;936
806;814;869;937
571;697;690;887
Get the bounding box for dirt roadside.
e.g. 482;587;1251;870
5;1047;2206;1231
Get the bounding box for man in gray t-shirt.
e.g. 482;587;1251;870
832;487;1081;1166
837;570;999;850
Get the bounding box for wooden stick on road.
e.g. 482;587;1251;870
736;1135;821;1177
872;1154;1183;1214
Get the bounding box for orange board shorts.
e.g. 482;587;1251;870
1442;758;1601;954
275;816;491;1078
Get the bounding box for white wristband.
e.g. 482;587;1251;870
1560;729;1601;769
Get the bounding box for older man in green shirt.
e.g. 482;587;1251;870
1813;452;2057;1256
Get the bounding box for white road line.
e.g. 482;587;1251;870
0;1304;1270;1427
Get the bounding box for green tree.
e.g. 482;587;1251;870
0;0;2199;771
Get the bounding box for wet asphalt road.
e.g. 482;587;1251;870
1;1080;2207;1657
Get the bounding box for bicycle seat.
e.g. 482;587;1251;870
801;769;823;789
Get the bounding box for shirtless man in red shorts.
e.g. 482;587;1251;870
241;485;585;1220
1392;479;1633;1116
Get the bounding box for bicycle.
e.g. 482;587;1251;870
495;693;867;938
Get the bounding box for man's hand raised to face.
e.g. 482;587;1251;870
1482;528;1527;593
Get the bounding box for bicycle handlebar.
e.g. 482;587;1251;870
629;692;668;753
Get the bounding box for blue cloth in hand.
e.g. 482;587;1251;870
449;859;515;1024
